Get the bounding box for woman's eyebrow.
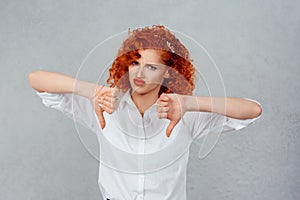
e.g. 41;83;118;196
145;63;167;67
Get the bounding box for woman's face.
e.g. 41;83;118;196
128;49;169;96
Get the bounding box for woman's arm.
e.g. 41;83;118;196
157;94;262;137
28;70;101;99
184;96;262;119
28;70;117;128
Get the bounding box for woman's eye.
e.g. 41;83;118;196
147;65;157;70
132;61;139;66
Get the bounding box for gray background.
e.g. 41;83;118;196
1;0;299;199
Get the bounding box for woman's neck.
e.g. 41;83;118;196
131;91;159;117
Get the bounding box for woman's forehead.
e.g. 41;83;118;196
137;49;163;65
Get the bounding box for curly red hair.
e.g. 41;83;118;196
107;25;195;95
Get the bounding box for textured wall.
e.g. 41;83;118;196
1;0;299;199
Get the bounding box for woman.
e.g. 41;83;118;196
28;25;262;200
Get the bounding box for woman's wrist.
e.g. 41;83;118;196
73;79;100;99
182;95;213;112
182;95;199;112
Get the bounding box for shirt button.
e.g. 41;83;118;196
136;195;143;200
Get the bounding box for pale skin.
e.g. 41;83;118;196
28;49;262;137
99;49;262;136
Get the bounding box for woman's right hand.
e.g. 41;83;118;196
91;85;120;129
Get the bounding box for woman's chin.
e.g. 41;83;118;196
131;87;147;95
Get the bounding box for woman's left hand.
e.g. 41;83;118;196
157;93;188;137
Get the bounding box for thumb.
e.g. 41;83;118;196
159;93;169;102
166;120;178;138
98;109;106;129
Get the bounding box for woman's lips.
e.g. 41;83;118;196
133;78;145;86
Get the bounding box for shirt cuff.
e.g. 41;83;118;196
36;91;64;110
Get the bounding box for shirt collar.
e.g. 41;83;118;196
118;89;158;112
118;89;135;110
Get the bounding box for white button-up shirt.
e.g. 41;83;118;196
36;91;261;200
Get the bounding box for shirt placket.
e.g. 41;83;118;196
136;109;150;200
136;138;145;200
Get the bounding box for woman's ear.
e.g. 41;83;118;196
163;68;170;79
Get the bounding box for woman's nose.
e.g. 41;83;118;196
136;65;145;78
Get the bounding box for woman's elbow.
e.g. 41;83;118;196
28;71;45;92
254;103;263;118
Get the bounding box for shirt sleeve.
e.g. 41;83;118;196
36;91;100;135
184;98;262;140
